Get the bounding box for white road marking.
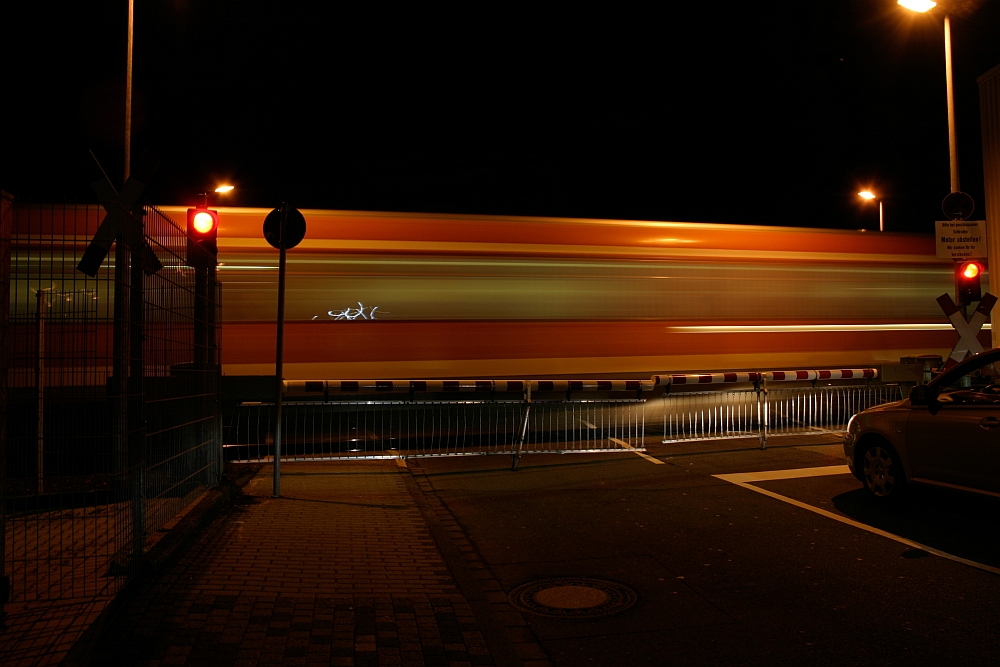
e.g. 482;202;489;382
609;438;664;464
714;466;1000;576
720;465;850;483
581;420;597;429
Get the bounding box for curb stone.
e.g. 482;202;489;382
404;459;553;667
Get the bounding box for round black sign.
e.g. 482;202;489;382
941;191;975;221
263;207;307;250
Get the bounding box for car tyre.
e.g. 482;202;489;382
860;440;906;500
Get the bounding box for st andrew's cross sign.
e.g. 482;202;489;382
937;292;997;368
77;150;163;277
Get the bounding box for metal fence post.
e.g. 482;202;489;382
35;289;48;494
511;384;531;470
757;377;769;450
1;190;12;621
128;207;146;566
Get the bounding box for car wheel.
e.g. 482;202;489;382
860;441;906;500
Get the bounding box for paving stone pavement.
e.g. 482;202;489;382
84;460;544;667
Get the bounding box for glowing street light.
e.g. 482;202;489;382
199;184;235;207
858;191;884;232
898;0;959;193
898;0;935;12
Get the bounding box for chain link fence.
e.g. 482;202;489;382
2;196;221;609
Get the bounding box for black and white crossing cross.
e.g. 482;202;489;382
936;292;997;368
77;151;163;277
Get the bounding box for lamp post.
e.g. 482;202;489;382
125;0;134;182
198;184;236;207
897;0;960;193
858;190;884;231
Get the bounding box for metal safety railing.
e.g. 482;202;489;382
226;380;650;468
658;383;903;447
225;368;895;465
227;399;646;463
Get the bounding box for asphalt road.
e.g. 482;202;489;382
416;436;1000;666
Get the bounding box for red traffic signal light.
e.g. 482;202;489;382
191;210;217;234
955;260;983;306
186;207;219;268
959;261;981;280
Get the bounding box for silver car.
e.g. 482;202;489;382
844;347;1000;500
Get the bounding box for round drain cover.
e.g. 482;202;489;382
507;578;637;618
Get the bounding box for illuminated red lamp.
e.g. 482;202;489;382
191;209;218;234
960;261;980;279
954;260;983;306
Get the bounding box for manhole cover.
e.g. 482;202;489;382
507;578;637;618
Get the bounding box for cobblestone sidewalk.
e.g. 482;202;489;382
84;461;508;666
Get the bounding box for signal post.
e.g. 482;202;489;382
187;207;219;369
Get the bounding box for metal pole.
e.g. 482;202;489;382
208;262;221;482
511;384;531;470
127;209;145;565
0;191;11;621
194;267;208;368
36;290;46;495
944;15;960;193
124;0;133;182
273;204;288;497
757;378;769;450
879;200;884;232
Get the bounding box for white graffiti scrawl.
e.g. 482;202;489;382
320;302;380;321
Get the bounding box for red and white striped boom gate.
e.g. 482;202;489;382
283;378;658;397
282;369;877;399
651;368;878;387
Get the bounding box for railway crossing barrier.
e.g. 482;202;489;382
653;368;896;448
226;380;652;470
224;369;894;464
658;383;902;448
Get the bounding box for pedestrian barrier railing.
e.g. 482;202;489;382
229;378;653;469
227;396;647;470
656;375;901;448
225;369;895;465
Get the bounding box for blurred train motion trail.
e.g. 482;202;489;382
12;206;992;379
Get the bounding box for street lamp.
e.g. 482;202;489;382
199;184;235;207
858;190;884;232
897;0;960;193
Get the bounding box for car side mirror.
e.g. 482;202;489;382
910;385;942;414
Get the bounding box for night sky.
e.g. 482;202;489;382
5;1;1000;233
